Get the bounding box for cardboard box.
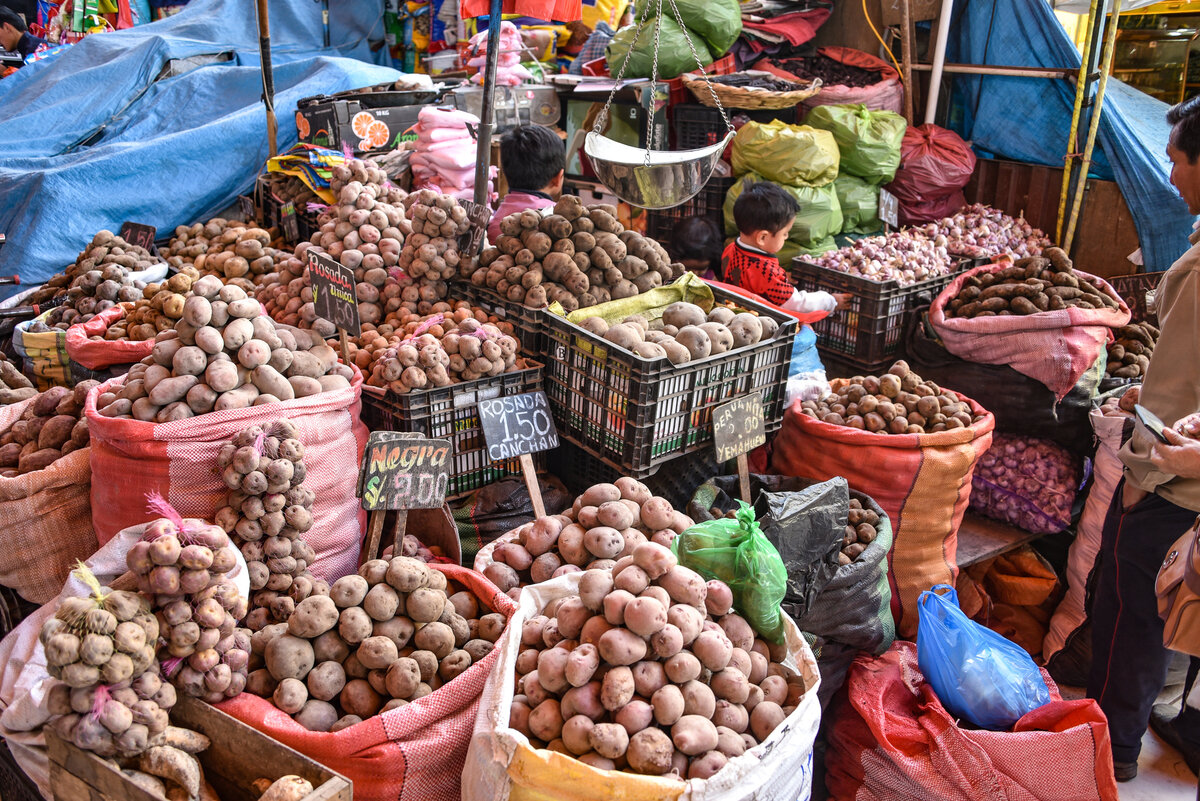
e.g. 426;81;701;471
296;83;439;153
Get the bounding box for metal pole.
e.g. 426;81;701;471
256;0;278;157
322;0;330;48
901;0;914;125
1057;0;1099;244
473;0;504;207
923;0;954;125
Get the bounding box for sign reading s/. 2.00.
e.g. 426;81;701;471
358;432;451;511
478;391;559;461
307;250;361;336
712;392;766;463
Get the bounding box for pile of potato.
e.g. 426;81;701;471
944;248;1121;319
166;219;288;294
246;557;506;732
473;196;684;311
95;276;353;421
364;314;520;392
95;268;200;342
28;231;163;308
483;479;696;597
841;499;880;565
0;382;96;476
1106;321;1158;380
798;360;986;434
509;544;803;778
584;302;779;366
124;511;250;702
39;588;173;757
214;421;324;632
0;354;36;405
398;189;472;284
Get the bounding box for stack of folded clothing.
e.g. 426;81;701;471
732;0;831;67
410;106;497;203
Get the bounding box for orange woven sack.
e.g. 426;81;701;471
0;395;96;603
218;564;516;801
84;368;368;582
64;305;154;370
825;641;1119;801
770;386;994;638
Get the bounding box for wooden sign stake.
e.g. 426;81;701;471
736;453;752;504
363;509;386;565
519;453;546;519
391;509;409;559
338;327;352;369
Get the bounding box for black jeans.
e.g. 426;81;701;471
1088;480;1200;763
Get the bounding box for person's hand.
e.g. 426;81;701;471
1175;412;1200;439
833;292;853;311
1150;426;1200;480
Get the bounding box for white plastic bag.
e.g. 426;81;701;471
462;573;822;801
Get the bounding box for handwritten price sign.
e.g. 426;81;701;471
478;391;559;461
357;432;451;511
712;393;766;463
308;250;361;336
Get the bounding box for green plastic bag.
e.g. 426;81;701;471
672;501;789;644
724;173;843;252
633;0;742;56
804;104;907;184
834;174;882;234
606;17;713;80
731;121;840;187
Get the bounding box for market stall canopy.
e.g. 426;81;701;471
0;0;396;299
1049;0;1158;11
952;0;1195;273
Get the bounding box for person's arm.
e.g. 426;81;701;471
781;288;838;314
1150;426;1200;480
758;258;799;307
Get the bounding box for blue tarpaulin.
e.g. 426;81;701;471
949;0;1195;272
0;0;401;298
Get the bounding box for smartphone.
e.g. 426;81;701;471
1135;404;1171;444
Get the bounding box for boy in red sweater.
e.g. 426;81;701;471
723;181;849;315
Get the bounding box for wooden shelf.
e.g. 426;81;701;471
957;512;1044;568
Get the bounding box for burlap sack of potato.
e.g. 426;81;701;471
0;394;96;605
929;263;1131;401
219;563;516;801
770;386;995;639
63;304;154;371
84;367;368;583
462;572;822;801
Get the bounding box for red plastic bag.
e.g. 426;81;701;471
84;368;369;582
897;189;967;226
460;0;581;20
770;387;995;639
886;124;976;209
64;305;154;370
825;641;1119;801
930;263;1131;400
219;564;515;801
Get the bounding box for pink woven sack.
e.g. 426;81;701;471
930;263;1130;400
64;305;154;370
219;564;515;801
84;367;368;582
825;641;1119;801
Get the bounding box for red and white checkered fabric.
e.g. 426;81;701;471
84;367;368;583
218;564;515;801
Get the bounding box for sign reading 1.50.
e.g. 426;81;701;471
477;391;559;461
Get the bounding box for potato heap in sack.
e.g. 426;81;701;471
472;196;684;310
28;230;163;311
107;267;202;342
96;275;353;421
246;557;506;732
511;541;804;779
483;478;695;595
0;381;96;476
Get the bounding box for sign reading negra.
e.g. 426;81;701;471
358;432;451;511
478;391;559;461
712;392;766;463
120;222;157;251
307;250;361;336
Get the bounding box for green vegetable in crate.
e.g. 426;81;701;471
578;301;776;365
671;502;789;644
803;104;907;185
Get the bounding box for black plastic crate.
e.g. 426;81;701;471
790;257;965;374
542;285;796;477
447;282;544;358
673;104;798;151
256;175;323;246
360;362;545;498
644;175;735;245
548;439;725;510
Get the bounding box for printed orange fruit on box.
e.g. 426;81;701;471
365;120;391;149
296;111;311;140
352;111;376;139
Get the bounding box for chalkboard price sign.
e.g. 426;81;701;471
478;391;559;461
358;432;451;511
877;188;899;228
457;200;492;259
712;392;766;463
307;250;362;336
120;221;157;251
281;201;300;242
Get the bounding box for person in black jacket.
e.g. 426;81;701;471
0;6;46;60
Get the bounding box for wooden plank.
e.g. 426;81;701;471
956;512;1043;568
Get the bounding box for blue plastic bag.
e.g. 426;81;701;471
916;584;1051;730
789;325;822;377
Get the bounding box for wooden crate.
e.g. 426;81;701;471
46;696;351;801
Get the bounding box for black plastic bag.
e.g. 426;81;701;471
450;474;571;566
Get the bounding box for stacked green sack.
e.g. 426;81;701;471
724;120;843;264
607;0;740;79
804;104;907;235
